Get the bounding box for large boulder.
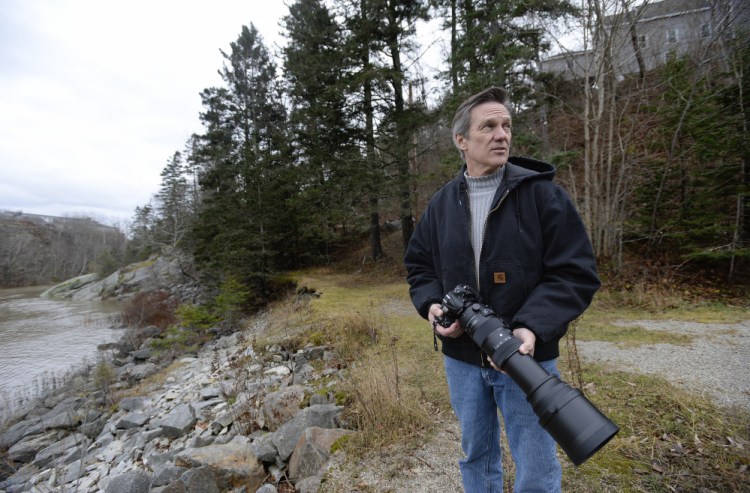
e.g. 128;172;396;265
103;469;152;493
271;404;342;461
288;427;352;481
155;404;196;438
41;254;195;301
8;431;66;463
175;436;265;491
32;432;85;468
262;385;306;430
40;273;98;299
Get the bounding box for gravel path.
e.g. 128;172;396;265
323;317;750;492
577;319;750;410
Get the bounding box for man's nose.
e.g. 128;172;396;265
492;127;508;140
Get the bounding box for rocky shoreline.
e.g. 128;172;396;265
0;315;352;492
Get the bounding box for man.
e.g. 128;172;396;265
404;87;600;492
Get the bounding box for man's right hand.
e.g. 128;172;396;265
428;303;465;338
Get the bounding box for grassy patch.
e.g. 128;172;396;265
559;360;750;492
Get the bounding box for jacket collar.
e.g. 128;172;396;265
456;156;556;188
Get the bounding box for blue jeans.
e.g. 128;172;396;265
444;355;562;493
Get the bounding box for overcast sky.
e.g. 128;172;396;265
0;0;296;224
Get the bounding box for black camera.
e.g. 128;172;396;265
437;284;619;466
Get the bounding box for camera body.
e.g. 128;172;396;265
436;284;619;466
436;284;522;369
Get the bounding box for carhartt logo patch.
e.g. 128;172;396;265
494;272;506;284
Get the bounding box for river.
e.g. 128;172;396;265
0;286;125;416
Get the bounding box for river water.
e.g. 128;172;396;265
0;286;125;415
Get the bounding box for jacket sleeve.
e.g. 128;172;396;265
510;185;600;342
404;206;445;320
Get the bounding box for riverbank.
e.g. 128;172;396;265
0;290;350;492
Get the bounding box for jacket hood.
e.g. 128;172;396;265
507;156;556;179
457;156;556;188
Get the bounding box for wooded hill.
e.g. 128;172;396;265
0;211;126;287
49;1;750;297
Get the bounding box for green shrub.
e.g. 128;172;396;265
176;302;219;331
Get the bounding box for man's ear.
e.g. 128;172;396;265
455;134;468;151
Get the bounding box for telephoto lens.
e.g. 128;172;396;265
438;285;619;466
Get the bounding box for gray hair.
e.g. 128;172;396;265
452;87;510;160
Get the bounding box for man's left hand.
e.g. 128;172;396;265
512;327;536;357
487;326;536;371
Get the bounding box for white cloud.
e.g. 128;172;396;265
0;0;289;224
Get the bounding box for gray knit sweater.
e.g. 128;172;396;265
465;167;504;280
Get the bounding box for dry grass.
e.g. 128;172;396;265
251;271;442;452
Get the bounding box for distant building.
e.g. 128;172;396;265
541;0;749;80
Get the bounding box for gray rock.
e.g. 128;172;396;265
118;396;151;412
0;418;40;449
127;362;159;381
200;386;222;400
141;325;163;338
155;481;187;493
37;410;81;430
213;431;238;445
32;432;85;468
309;393;329;406
8;431;65;463
151;463;187;487
40;396;85;419
295;475;323;493
130;348;152;361
210;410;235;434
193;397;224;411
179;466;219;493
175;436;265;491
302;346;327;361
189;433;215;448
256;484;278;493
0;288;357;493
116;412;150;429
81;416;107;439
292;363;316;385
145;449;178;468
40;273;99;299
288;427;352;481
104;469;151;493
293;352;308;368
156;404;196;438
250;432;278;463
82;408;102;423
62;458;87;485
272;404;342;461
140;427;165;444
96;437;124;462
262;385;306;430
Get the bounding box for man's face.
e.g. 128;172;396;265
455;102;512;177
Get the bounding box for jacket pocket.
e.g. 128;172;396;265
482;261;529;317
